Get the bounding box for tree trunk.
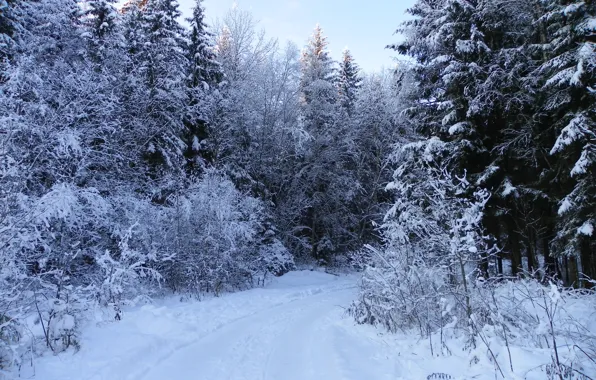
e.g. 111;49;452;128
568;255;579;287
580;237;594;288
562;256;569;285
506;220;523;276
497;254;503;276
543;230;559;280
503;210;523;276
479;253;489;279
494;230;504;276
526;228;537;274
310;209;321;262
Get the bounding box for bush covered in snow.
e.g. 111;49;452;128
350;138;493;335
350;138;596;378
160;171;294;294
0;168;294;370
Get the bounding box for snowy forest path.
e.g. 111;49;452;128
137;280;400;380
138;285;351;380
34;271;402;380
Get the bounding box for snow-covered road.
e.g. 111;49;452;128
33;271;401;380
28;270;593;380
139;281;391;380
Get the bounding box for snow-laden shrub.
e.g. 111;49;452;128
161;171;294;294
0;183;166;365
0;183;105;359
95;223;163;320
0;313;20;370
33;285;85;354
351;246;448;335
257;237;295;277
0;168;294;370
469;278;596;378
350;138;494;342
351;140;596;377
346;248;374;271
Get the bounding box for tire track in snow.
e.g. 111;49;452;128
134;285;355;380
260;291;354;380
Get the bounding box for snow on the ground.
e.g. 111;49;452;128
29;270;392;380
13;270;586;380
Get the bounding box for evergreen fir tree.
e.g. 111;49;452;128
538;0;596;284
337;48;361;116
0;0;18;82
394;0;560;277
183;0;222;174
297;24;361;262
351;72;401;240
300;24;336;125
122;0;188;190
187;0;221;87
83;0;118;41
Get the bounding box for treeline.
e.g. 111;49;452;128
0;0;399;369
209;17;401;262
351;2;595;376
391;0;595;285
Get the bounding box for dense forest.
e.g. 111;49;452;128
0;0;595;376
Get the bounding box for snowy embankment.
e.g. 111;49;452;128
13;271;596;380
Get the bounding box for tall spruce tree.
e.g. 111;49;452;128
297;25;360;262
121;0;188;195
184;0;222;174
468;0;552;277
300;24;336;127
187;0;221;87
0;0;18;82
538;0;596;285
351;72;399;243
393;0;568;278
83;0;118;41
337;48;361;116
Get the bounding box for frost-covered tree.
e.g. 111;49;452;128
392;0;502;271
214;7;276;83
396;0;496;161
0;0;18;82
120;0;188;194
300;24;337;129
350;70;402;243
351;137;494;342
187;0;221;87
211;7;279;176
393;0;570;280
206;8;308;261
337;48;361;116
536;0;596;283
83;0;118;41
296;25;355;262
183;0;222;174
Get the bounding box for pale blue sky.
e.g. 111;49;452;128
177;0;415;73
